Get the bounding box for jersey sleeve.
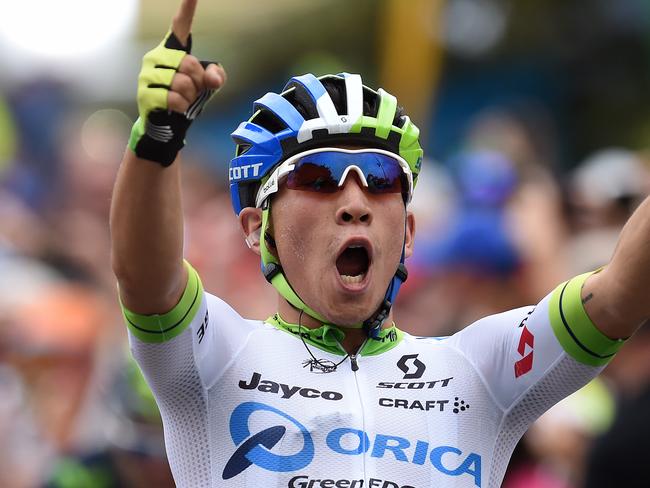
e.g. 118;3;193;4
120;261;257;386
119;261;257;487
447;271;626;412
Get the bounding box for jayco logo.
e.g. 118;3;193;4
223;401;482;486
397;354;426;379
238;372;343;401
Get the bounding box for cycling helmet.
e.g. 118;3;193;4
229;73;424;337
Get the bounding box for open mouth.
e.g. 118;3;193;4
336;244;371;285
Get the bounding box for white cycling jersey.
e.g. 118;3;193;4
123;264;624;488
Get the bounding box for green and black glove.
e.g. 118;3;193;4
128;31;216;166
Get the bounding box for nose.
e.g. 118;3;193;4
335;172;372;225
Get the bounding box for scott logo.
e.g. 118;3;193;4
224;402;482;486
229;163;263;181
397;354;425;379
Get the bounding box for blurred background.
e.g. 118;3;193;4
1;0;649;486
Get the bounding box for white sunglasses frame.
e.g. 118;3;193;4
255;147;414;209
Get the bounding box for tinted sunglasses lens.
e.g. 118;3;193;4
286;161;339;192
363;154;405;194
286;151;407;195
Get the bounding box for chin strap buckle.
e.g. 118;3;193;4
395;263;408;283
263;262;282;283
364;299;392;339
362;263;408;339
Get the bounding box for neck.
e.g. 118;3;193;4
276;297;393;354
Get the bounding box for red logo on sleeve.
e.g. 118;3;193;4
514;325;534;378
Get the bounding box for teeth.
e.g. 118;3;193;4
341;273;366;284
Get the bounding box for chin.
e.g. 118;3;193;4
329;315;366;328
320;297;381;327
308;273;391;326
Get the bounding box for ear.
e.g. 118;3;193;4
404;210;416;259
238;207;263;255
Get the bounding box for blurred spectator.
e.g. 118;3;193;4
0;363;51;488
505;378;615;488
465;107;570;296
584;323;650;488
3;81;68;210
0;2;649;486
183;162;276;319
0;93;17;177
46;357;174;488
398;150;525;335
0;281;107;487
566;148;650;274
397;148;565;335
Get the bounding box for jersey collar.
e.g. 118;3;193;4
265;313;404;356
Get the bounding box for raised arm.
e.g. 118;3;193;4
582;196;650;339
110;0;225;315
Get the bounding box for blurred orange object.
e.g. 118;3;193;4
8;283;103;355
3;283;105;452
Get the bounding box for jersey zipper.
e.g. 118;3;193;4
338;338;368;481
350;354;359;371
349;341;365;372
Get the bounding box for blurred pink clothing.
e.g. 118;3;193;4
503;464;572;488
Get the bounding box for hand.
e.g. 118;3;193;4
128;0;227;166
166;0;226;113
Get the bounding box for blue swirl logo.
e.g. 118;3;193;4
223;402;315;479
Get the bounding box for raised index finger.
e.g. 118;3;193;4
172;0;198;46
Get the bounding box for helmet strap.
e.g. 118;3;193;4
260;204;359;327
259;202;408;336
363;217;408;338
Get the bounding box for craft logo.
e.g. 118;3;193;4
378;396;470;414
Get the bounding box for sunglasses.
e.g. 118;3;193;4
255;148;414;208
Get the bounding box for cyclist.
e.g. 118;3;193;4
110;1;647;486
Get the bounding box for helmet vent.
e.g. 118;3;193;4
362;87;380;118
323;77;347;116
284;84;319;120
236;143;251;156
252;108;288;134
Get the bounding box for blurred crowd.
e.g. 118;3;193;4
2;1;650;482
0;78;648;488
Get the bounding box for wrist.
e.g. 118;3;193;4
129;114;189;167
128;117;146;154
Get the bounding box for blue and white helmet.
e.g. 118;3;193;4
229;73;423;214
229;73;423;337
